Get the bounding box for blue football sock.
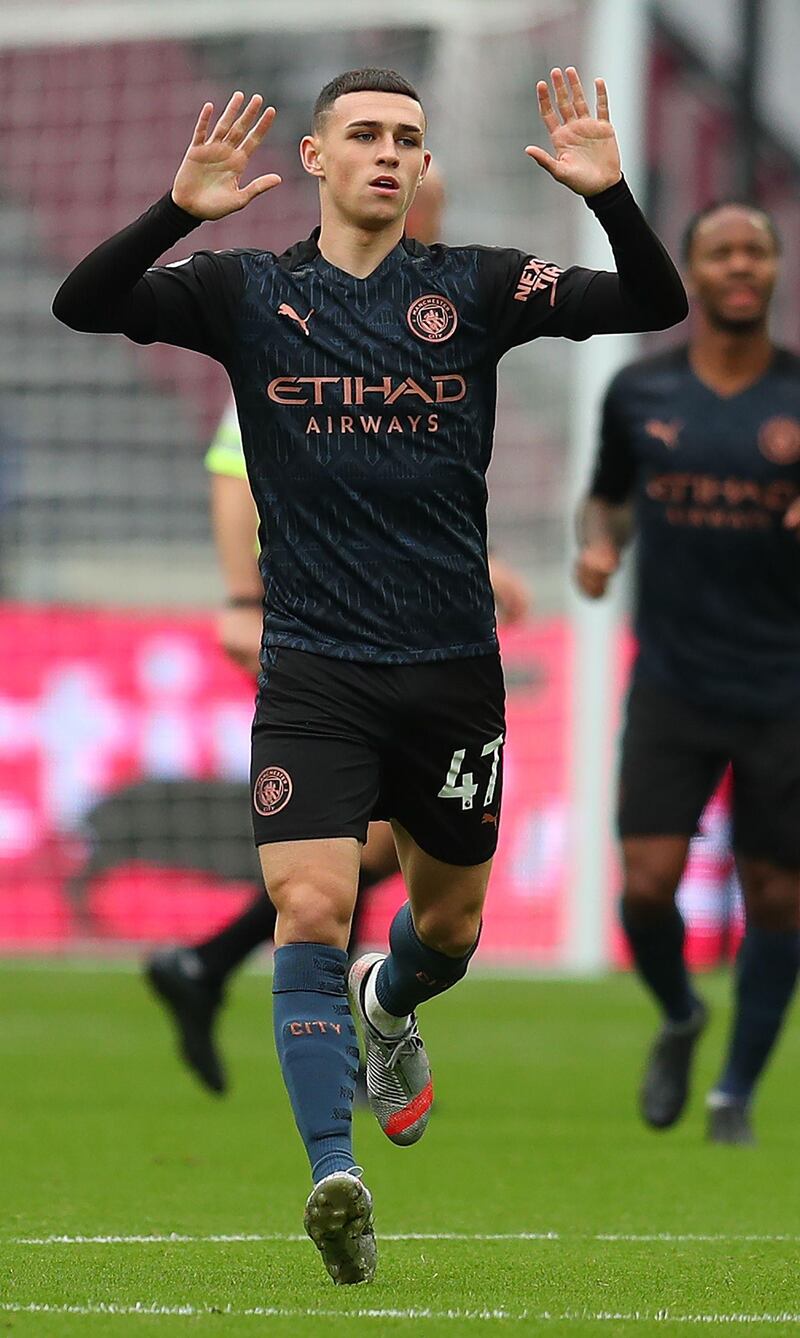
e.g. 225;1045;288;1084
620;897;698;1024
272;943;358;1184
374;903;479;1019
716;925;800;1101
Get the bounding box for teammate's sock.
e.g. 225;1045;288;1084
714;925;800;1101
372;903;479;1024
620;897;698;1024
272;943;358;1184
193;893;277;985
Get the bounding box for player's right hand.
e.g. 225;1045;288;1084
217;606;263;677
574;541;620;599
172;93;282;220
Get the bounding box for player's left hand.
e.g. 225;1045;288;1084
526;67;621;198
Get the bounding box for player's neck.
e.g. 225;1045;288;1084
317;208;405;279
689;319;774;397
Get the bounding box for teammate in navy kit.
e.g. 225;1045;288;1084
54;66;686;1283
577;201;800;1146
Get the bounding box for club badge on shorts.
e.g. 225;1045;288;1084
253;766;293;816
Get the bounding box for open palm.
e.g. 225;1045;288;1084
172;92;282;221
526;67;621;198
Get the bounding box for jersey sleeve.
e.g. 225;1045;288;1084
589;370;638;504
204;397;247;478
476;180;687;356
141;250;245;362
52;194;249;365
478;247;596;354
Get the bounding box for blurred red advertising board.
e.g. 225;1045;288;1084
0;604;737;964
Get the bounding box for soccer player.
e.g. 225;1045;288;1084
54;66;686;1283
145;165;531;1097
576;200;800;1147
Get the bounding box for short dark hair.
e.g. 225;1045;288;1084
681;200;781;261
313;68;424;132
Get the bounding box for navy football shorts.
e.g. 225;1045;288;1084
250;647;506;866
618;678;800;869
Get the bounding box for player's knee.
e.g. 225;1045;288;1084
620;845;682;909
415;904;482;958
621;866;679;911
274;880;354;946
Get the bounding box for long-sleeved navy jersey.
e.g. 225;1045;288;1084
53;179;687;662
591;345;800;717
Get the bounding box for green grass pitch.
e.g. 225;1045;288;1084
2;964;800;1335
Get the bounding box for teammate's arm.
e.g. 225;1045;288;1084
574;372;636;600
574;497;631;599
52;93;281;346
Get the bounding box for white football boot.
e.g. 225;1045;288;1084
349;952;433;1147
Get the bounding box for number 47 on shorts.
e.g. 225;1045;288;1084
437;734;504;811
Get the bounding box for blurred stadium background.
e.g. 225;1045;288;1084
0;0;797;968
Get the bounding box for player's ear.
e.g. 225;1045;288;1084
418;149;432;186
300;135;325;179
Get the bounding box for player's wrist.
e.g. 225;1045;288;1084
168;185;216;224
156;191;205;233
584;174;628;208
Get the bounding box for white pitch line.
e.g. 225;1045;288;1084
10;1230;800;1246
14;1233;285;1245
2;1301;800;1324
12;1231;558;1246
596;1233;800;1244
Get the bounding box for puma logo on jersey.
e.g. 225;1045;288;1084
278;303;315;336
645;418;683;449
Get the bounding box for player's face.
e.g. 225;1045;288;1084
687;207;779;332
307;91;430;230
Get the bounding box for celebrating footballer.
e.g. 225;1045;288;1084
54;65;686;1284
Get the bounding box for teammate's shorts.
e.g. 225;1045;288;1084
250;647;506;866
618;678;800;868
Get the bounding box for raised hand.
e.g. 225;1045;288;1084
526;67;621;198
172;93;282;220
